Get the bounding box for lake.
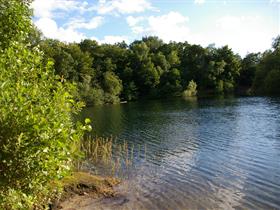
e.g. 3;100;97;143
80;97;280;210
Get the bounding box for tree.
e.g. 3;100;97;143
253;36;280;95
34;34;280;105
263;69;280;95
122;81;138;101
213;46;241;93
142;36;164;53
130;42;161;95
159;68;182;96
272;35;280;50
179;44;208;88
199;45;242;94
103;71;123;103
238;53;260;88
206;60;226;93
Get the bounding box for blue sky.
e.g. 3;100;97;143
32;0;280;56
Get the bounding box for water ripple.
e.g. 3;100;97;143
81;97;280;210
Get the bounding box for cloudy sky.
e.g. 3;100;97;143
32;0;280;56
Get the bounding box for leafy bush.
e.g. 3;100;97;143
0;0;32;49
0;41;87;210
183;80;197;97
0;0;87;208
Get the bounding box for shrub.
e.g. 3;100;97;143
0;0;88;208
0;0;33;49
0;41;87;210
183;80;197;97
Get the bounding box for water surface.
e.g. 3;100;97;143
80;97;280;210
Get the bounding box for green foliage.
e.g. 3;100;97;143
252;36;280;95
183;80;197;97
0;0;87;208
89;88;106;105
160;68;182;96
0;0;33;49
0;41;86;210
40;35;247;102
103;71;123;103
238;53;260;87
122;81;138;101
38;32;280;102
263;69;280;95
1;189;34;210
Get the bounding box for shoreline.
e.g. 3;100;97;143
50;172;120;210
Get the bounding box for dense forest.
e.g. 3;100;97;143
35;34;280;105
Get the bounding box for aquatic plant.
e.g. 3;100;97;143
78;136;145;176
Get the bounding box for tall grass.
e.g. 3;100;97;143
77;136;145;176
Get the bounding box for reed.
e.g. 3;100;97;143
77;136;143;175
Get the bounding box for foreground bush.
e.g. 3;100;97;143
0;0;87;208
0;42;86;209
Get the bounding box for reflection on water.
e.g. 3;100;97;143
80;97;280;210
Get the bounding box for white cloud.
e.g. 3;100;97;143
211;15;277;56
147;12;190;42
31;0;87;18
216;16;251;31
126;16;146;33
187;15;277;57
127;12;277;56
92;35;129;44
66;16;104;30
96;0;153;15
194;0;205;5
34;18;85;42
127;12;191;43
32;0;104;43
126;16;145;27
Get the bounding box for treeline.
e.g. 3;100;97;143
38;35;280;105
